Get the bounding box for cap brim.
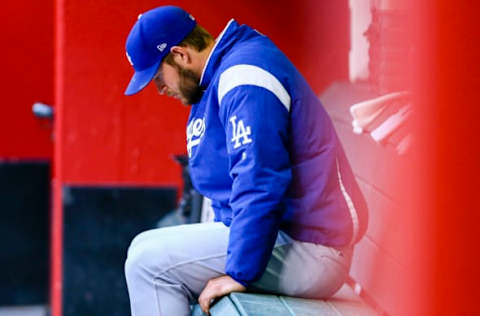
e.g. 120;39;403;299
124;60;162;96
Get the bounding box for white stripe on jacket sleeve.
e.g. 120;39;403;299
218;64;291;112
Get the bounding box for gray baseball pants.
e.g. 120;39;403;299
125;222;352;316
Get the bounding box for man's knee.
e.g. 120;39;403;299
124;230;171;281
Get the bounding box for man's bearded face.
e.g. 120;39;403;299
175;64;203;105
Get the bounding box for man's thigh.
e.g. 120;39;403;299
127;222;230;297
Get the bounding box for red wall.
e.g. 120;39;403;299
428;1;480;315
55;0;349;187
408;0;480;314
0;1;53;159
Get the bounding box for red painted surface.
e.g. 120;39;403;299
400;1;480;314
51;0;65;314
428;1;480;315
0;0;53;159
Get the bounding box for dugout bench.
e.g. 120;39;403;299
191;82;414;316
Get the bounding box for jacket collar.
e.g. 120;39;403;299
199;19;239;88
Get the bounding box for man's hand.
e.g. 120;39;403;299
198;275;246;315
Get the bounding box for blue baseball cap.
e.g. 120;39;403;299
124;6;197;96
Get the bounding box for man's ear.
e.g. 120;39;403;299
170;46;191;67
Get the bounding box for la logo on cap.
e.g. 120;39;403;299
157;43;167;52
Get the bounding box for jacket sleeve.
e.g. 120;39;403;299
218;80;292;286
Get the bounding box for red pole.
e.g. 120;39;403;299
424;1;480;314
51;0;65;315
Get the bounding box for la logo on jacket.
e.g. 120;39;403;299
230;115;252;149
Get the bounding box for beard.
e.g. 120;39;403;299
175;63;203;105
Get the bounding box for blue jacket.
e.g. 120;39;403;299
187;20;368;286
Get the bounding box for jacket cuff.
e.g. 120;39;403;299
227;272;250;288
